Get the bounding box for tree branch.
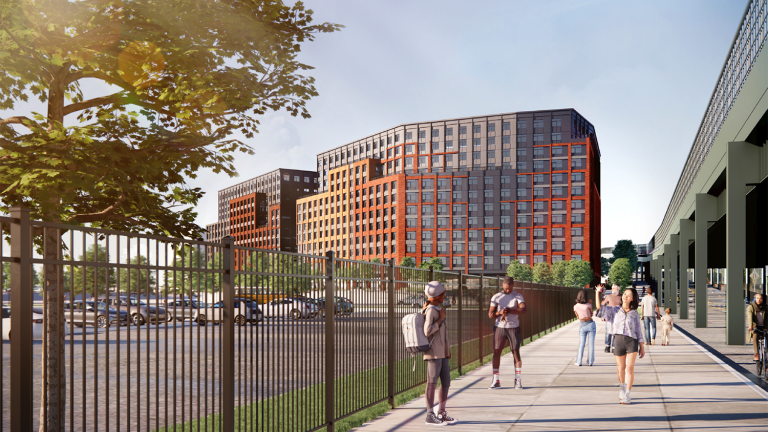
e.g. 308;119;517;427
65;191;127;224
62;93;124;116
0;116;38;128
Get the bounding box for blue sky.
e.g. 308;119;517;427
187;0;744;247
2;0;748;248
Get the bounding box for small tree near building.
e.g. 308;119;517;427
532;262;553;284
418;257;444;271
399;256;416;268
550;260;569;285
506;260;533;282
609;258;633;288
565;260;594;288
610;240;638;273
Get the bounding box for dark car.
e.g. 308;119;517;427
64;300;130;328
97;294;167;326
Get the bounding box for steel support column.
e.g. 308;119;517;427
725;141;761;345
669;234;679;314
679;220;695;319
695;193;717;328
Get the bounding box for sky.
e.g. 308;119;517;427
2;0;748;248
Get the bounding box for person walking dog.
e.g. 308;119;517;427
488;276;527;389
640;286;661;345
422;281;458;426
612;287;645;404
573;289;596;366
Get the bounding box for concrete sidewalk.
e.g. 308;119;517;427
354;319;768;431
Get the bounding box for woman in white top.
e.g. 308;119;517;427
573;289;595;366
640;286;661;345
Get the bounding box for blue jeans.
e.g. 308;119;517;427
577;320;596;366
605;321;614;347
643;316;656;343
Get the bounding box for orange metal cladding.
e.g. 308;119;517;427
296;158;405;262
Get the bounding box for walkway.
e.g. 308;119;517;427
354;317;768;431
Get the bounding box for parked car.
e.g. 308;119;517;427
334;296;355;315
97;294;167;326
263;297;318;320
397;294;450;309
1;307;71;340
209;298;263;325
162;298;201;322
63;301;129;328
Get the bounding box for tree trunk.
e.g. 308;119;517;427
40;65;67;432
39;229;66;431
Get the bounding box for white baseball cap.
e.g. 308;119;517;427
424;281;445;298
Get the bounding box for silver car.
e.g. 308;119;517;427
98;294;167;326
264;297;318;320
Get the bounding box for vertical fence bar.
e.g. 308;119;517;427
479;275;484;365
10;207;32;432
222;236;235;432
324;251;336;432
387;259;395;407
457;273;463;373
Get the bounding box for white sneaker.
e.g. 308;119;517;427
488;378;501;389
619;383;627;403
514;377;523;389
621;389;631;405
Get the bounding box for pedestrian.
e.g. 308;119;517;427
573;289;595;366
747;294;766;361
488;276;527;389
421;281;458;426
640;286;661;345
658;307;673;346
612;287;645;404
601;284;622;353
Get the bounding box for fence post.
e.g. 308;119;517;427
457;272;463;374
221;236;235;432
10;207;32;432
386;259;395;407
325;251;336;432
478;275;484;365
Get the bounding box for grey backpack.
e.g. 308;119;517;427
401;305;441;370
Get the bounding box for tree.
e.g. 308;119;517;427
506;260;533;282
565;260;594;288
399;256;416;268
117;255;156;294
71;244;116;298
532;262;553;284
610;240;638;273
550;260;569;286
609;258;633;288
601;256;611;277
0;2;341;428
417;257;444;271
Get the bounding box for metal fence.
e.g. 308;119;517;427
1;208;584;432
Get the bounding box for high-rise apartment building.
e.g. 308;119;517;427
297;109;601;276
205;168;319;253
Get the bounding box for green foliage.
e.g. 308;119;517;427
117;255;156;293
608;258;633;288
610;240;638;273
532;262;552;284
399;256;416;268
0;0;342;238
564;260;594;288
71;244;116;298
506;260;533;282
550;260;568;286
417;257;444;271
601;256;611;276
369;258;382;264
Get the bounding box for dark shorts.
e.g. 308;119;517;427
613;335;639;356
426;358;451;385
493;326;521;351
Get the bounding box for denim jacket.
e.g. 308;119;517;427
611;307;644;344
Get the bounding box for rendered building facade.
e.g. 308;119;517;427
297;109;602;276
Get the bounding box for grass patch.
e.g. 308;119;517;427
156;319;575;431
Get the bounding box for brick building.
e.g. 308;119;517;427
297;109;602;276
205;168;319;254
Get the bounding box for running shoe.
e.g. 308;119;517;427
621;390;631;405
488;379;501;389
425;412;446;426
619;383;627;402
514;378;523;389
438;412;458;425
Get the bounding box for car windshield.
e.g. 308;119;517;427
127;298;140;306
86;301;108;311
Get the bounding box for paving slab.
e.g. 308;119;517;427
354;317;768;432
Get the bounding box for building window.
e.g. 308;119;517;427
572;158;586;169
459;126;467;135
572;227;583;237
571;172;585;183
517;135;527;143
517;161;527;170
502;136;511;144
571;213;585;224
533;134;543;143
517;148;527;157
487;137;495;146
487;150;495;159
551;133;561;143
572;200;585;209
573;186;585;196
405;132;413;140
572;241;583;250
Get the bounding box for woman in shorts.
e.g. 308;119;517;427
611;287;645;404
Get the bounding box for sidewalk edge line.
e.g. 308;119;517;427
673;325;768;401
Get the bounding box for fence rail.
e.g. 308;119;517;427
1;208;584;432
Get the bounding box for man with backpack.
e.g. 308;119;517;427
488;276;527;389
421;281;458;426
